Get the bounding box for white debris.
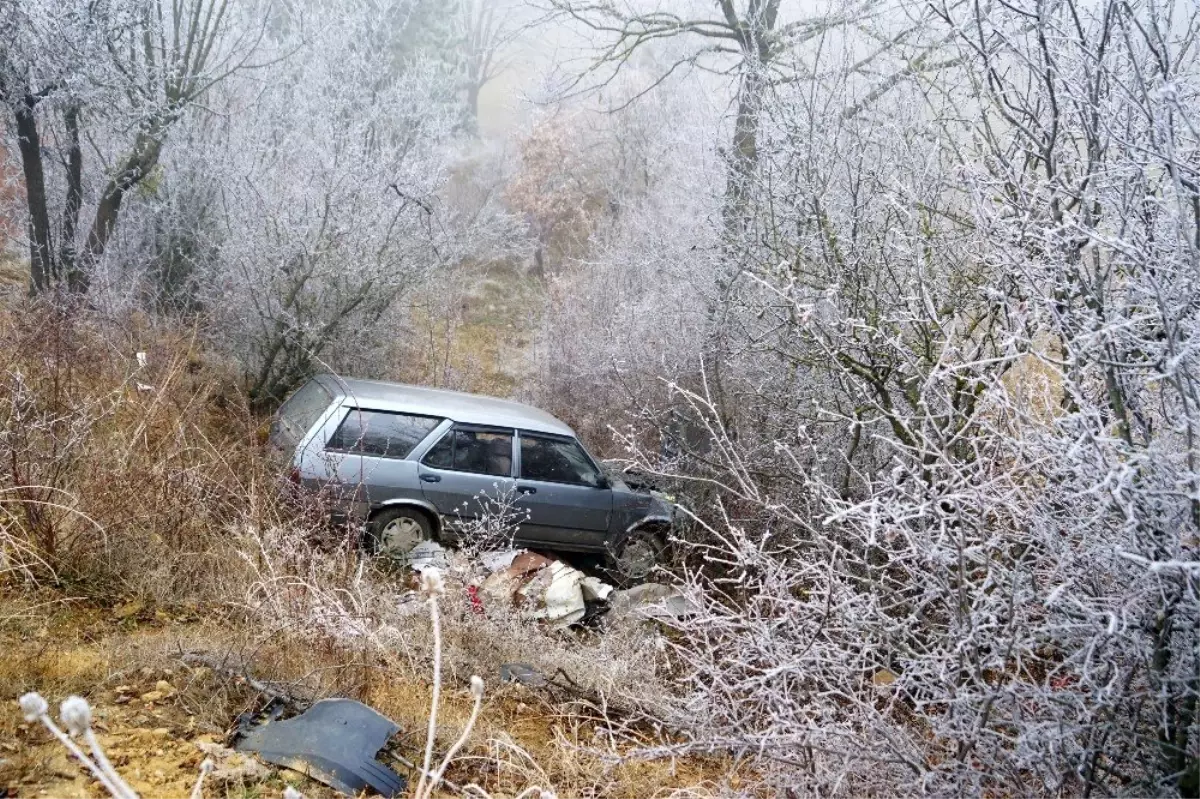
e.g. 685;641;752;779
609;582;698;625
538;561;590;626
479;551;614;628
408;540;449;572
579;574;614;602
480;549;524;573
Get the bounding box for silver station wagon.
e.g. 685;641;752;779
268;375;672;580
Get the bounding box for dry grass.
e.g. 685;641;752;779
0;586;734;798
0;300;307;603
0;300;735;797
0;593;333;798
0;253;27;290
388;258;542;398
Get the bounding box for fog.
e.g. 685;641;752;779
2;0;1200;795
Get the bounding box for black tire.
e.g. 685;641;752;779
366;506;434;559
604;526;666;587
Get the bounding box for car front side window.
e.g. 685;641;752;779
519;433;603;487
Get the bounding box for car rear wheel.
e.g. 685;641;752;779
367;507;434;559
605;527;666;586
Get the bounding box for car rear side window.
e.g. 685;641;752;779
519;433;603;487
275;379;334;449
327;409;442;458
422;428;513;477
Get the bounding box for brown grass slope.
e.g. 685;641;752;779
0;302;737;798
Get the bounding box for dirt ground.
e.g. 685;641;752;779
0;596;327;799
0;591;741;799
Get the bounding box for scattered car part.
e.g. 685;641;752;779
499;663;546;688
233;698;407;797
480;551;615;628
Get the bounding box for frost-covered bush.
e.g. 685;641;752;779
541;0;1200;794
453;485;527;557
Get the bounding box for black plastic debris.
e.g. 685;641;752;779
233;695;288;735
233;698;407;797
499;663;546;687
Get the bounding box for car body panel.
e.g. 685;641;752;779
417;464;516;532
511;429;613;547
514;480;612;548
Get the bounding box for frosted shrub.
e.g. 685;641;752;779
232;522;392;646
454;485;528;557
540;0;1200;793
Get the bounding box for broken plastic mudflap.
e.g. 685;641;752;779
233;698;407;797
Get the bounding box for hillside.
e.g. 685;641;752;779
0;303;732;798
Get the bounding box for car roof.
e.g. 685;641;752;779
312;375;575;437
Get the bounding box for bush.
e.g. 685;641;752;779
0;301;285;600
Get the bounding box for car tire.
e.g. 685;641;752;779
366;507;434;559
604;526;666;586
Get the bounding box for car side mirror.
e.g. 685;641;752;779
594;474;611;490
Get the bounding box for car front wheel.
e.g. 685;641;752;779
606;526;666;586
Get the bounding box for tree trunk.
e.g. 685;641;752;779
75;135;164;293
707;66;767;429
466;83;481;136
722;67;765;240
13;96;55;293
59;106;84;285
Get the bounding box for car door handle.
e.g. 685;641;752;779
420;474;441;483
517;485;536;495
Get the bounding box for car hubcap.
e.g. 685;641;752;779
380;516;425;557
619;537;656;577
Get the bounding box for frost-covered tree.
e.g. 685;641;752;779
521;73;723;442
540;0;1200;794
452;0;521;134
108;0;521;408
0;0;263;294
535;0;974;427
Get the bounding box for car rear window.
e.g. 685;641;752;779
327;409;442;458
422;428;513;477
275;378;334;449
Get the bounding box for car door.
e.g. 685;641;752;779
416;425;516;537
320;407;444;513
513;430;612;549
